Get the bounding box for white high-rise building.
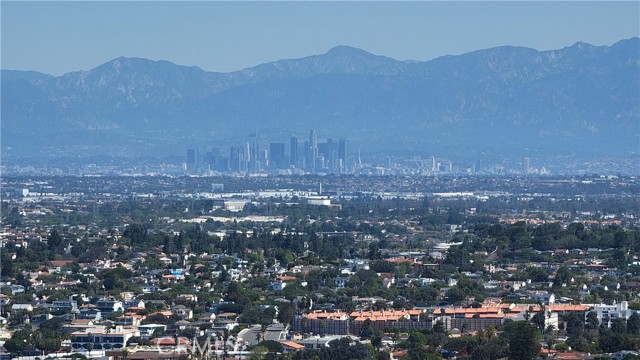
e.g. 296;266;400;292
587;301;633;327
523;156;531;174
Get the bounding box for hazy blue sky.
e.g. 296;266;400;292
2;1;639;76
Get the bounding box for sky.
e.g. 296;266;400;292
2;1;639;76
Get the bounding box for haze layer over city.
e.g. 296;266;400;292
2;2;639;175
1;2;640;360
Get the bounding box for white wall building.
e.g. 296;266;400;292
587;301;633;327
70;329;139;350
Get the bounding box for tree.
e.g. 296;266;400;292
553;266;572;288
531;308;546;331
611;318;627;334
240;305;276;326
33;329;62;353
99;266;134;291
1;252;15;277
445;286;466;303
525;267;549;283
47;229;64;252
406;330;426;350
248;346;267;360
371;332;383;351
39;317;64;332
564;312;585;339
504;321;541;360
628;313;640;335
4;337;29;354
368;242;381;260
254;340;283;354
6;206;21;227
586;311;600;329
359;319;373;339
277;302;297;325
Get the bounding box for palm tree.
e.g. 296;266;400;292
392;329;400;348
223;329;230;359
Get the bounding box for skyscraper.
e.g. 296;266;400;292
309;129;317;148
523;157;531;174
307;130;318;171
250;143;260;172
290;136;298;167
338;138;348;172
229;145;239;172
270;142;286;169
186;148;198;172
240;143;250;172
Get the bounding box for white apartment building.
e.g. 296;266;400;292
70;329;139;350
587;301;634;327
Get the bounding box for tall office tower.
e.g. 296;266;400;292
309;129;317;148
322;138;337;156
302;140;309;169
186;149;198;172
269;143;286;169
204;147;217;170
290;136;299;167
240;143;250;172
523;157;531;174
330;150;338;172
338;138;348;172
321;138;337;171
431;156;437;172
308;146;318;171
308;129;318;171
250;143;260;173
305;142;317;171
318;141;327;158
217;156;229;172
260;150;268;169
207;146;228;172
229;145;239;172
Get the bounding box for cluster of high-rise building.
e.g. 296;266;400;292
183;131;551;176
185;130;350;174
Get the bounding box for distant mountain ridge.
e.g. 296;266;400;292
2;38;639;158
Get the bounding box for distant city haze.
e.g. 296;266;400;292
1;1;638;76
1;2;638;175
2;37;639;175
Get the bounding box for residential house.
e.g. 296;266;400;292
123;299;146;310
62;319;97;334
115;314;143;327
10;303;33;315
141;285;160;294
171;305;193;320
70;329;139;350
530;291;556;305
96;298;123;316
78;308;102;321
51;300;79;314
138;324;167;339
5;285;25;295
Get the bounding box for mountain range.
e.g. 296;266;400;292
2;38;639;160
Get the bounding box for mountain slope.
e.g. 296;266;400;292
2;38;638;158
